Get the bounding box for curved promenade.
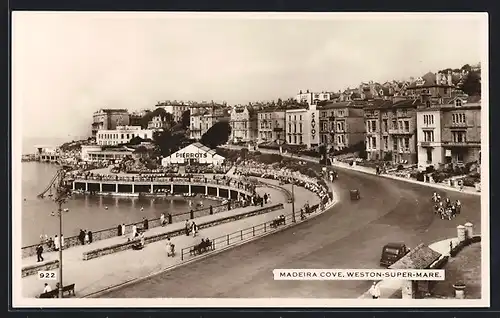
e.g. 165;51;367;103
21;169;328;298
100;149;481;300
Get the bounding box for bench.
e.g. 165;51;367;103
270;216;286;228
39;283;75;298
189;241;215;256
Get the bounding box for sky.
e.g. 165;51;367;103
13;12;487;140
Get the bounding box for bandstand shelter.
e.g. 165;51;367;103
161;142;225;166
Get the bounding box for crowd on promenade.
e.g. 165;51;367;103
185;164;231;174
233;161;331;204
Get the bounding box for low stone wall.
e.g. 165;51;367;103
22;201;245;259
82;203;284;261
22;260;59;278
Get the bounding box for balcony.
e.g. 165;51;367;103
389;128;412;135
442;140;481;147
449;122;468;128
420;142;432;147
273;127;283;132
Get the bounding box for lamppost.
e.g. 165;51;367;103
43;168;72;298
289;152;296;223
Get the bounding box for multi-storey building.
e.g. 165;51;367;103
416;95;481;170
129;110;148;127
405;71;453;98
96;126;154;146
319;101;366;151
147;113;172;132
190;108;229;140
257;108;286;144
91;109;130;137
295;90;332;106
364;98;419;164
285;105;320;149
230;106;258;143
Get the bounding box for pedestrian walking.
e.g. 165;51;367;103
185;220;190;236
84;231;89;244
53;235;60;251
36;244;44;262
117;224;122;236
143;217;149;231
132;225;137;239
166;238;175;257
191;221;198;237
43;283;52;294
121;223;126;236
78;229;85;244
160;213;165;226
369;282;381;299
88;231;93;243
61;234;65;249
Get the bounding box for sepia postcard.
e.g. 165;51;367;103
11;11;489;308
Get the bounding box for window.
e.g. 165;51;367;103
289;115;291;121
371;137;377;149
452;131;466;143
371;121;376;132
299;135;303;144
452;113;466;124
294;115;297;121
299;123;303;133
444;88;448;95
294;124;297;133
289;123;292;132
322;122;328;130
455;99;463;107
294;135;297;144
424;130;434;142
383;136;388;149
403;138;409;150
299;115;303;121
383;119;388;132
404;121;410;132
289;135;292;143
398;121;403;130
393;137;398;150
392;119;397;130
426;101;431;108
426;148;432;163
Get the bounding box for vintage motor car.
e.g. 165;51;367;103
379;242;410;267
349;189;360;200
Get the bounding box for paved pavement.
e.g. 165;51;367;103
23;182;318;298
100;166;480;298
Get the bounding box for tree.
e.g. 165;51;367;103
153;130;186;157
459;71;481;96
461;64;472;72
277;98;283;107
200;121;232;149
140;107;174;129
181;110;190;129
128;136;145;146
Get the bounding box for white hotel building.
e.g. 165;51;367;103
96;126;154;146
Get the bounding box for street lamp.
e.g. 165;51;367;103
289;152;296;223
43;167;72;298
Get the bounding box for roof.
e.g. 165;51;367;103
385;242;406;248
320;101;364;109
389;243;441;270
191;142;217;155
392;98;423;108
363;100;393;110
407;71;451;89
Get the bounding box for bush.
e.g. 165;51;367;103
383;152;392;161
358;149;368;160
416;172;425;181
425;166;435;173
254;151;262;155
397;164;404;171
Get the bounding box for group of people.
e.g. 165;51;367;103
432;192;462;220
185;220;199;237
77;229;93;245
241;192;271;207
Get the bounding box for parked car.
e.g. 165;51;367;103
380;242;410;267
350;189;360;200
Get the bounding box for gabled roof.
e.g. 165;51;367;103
191;142;217;155
389;243;441;270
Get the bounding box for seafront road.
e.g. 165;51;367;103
101;166;480;298
22;181;319;298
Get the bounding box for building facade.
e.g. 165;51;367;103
96;126;154;146
81;145;133;162
92;109;130;137
147;114;172;132
416;96;481;170
257;109;286;144
319;102;366;151
285;106;320;149
230;106;258;143
295;90;332;106
364;98;419;164
190;108;229;140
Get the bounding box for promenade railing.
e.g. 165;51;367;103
21;200;248;258
180;202;323;261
